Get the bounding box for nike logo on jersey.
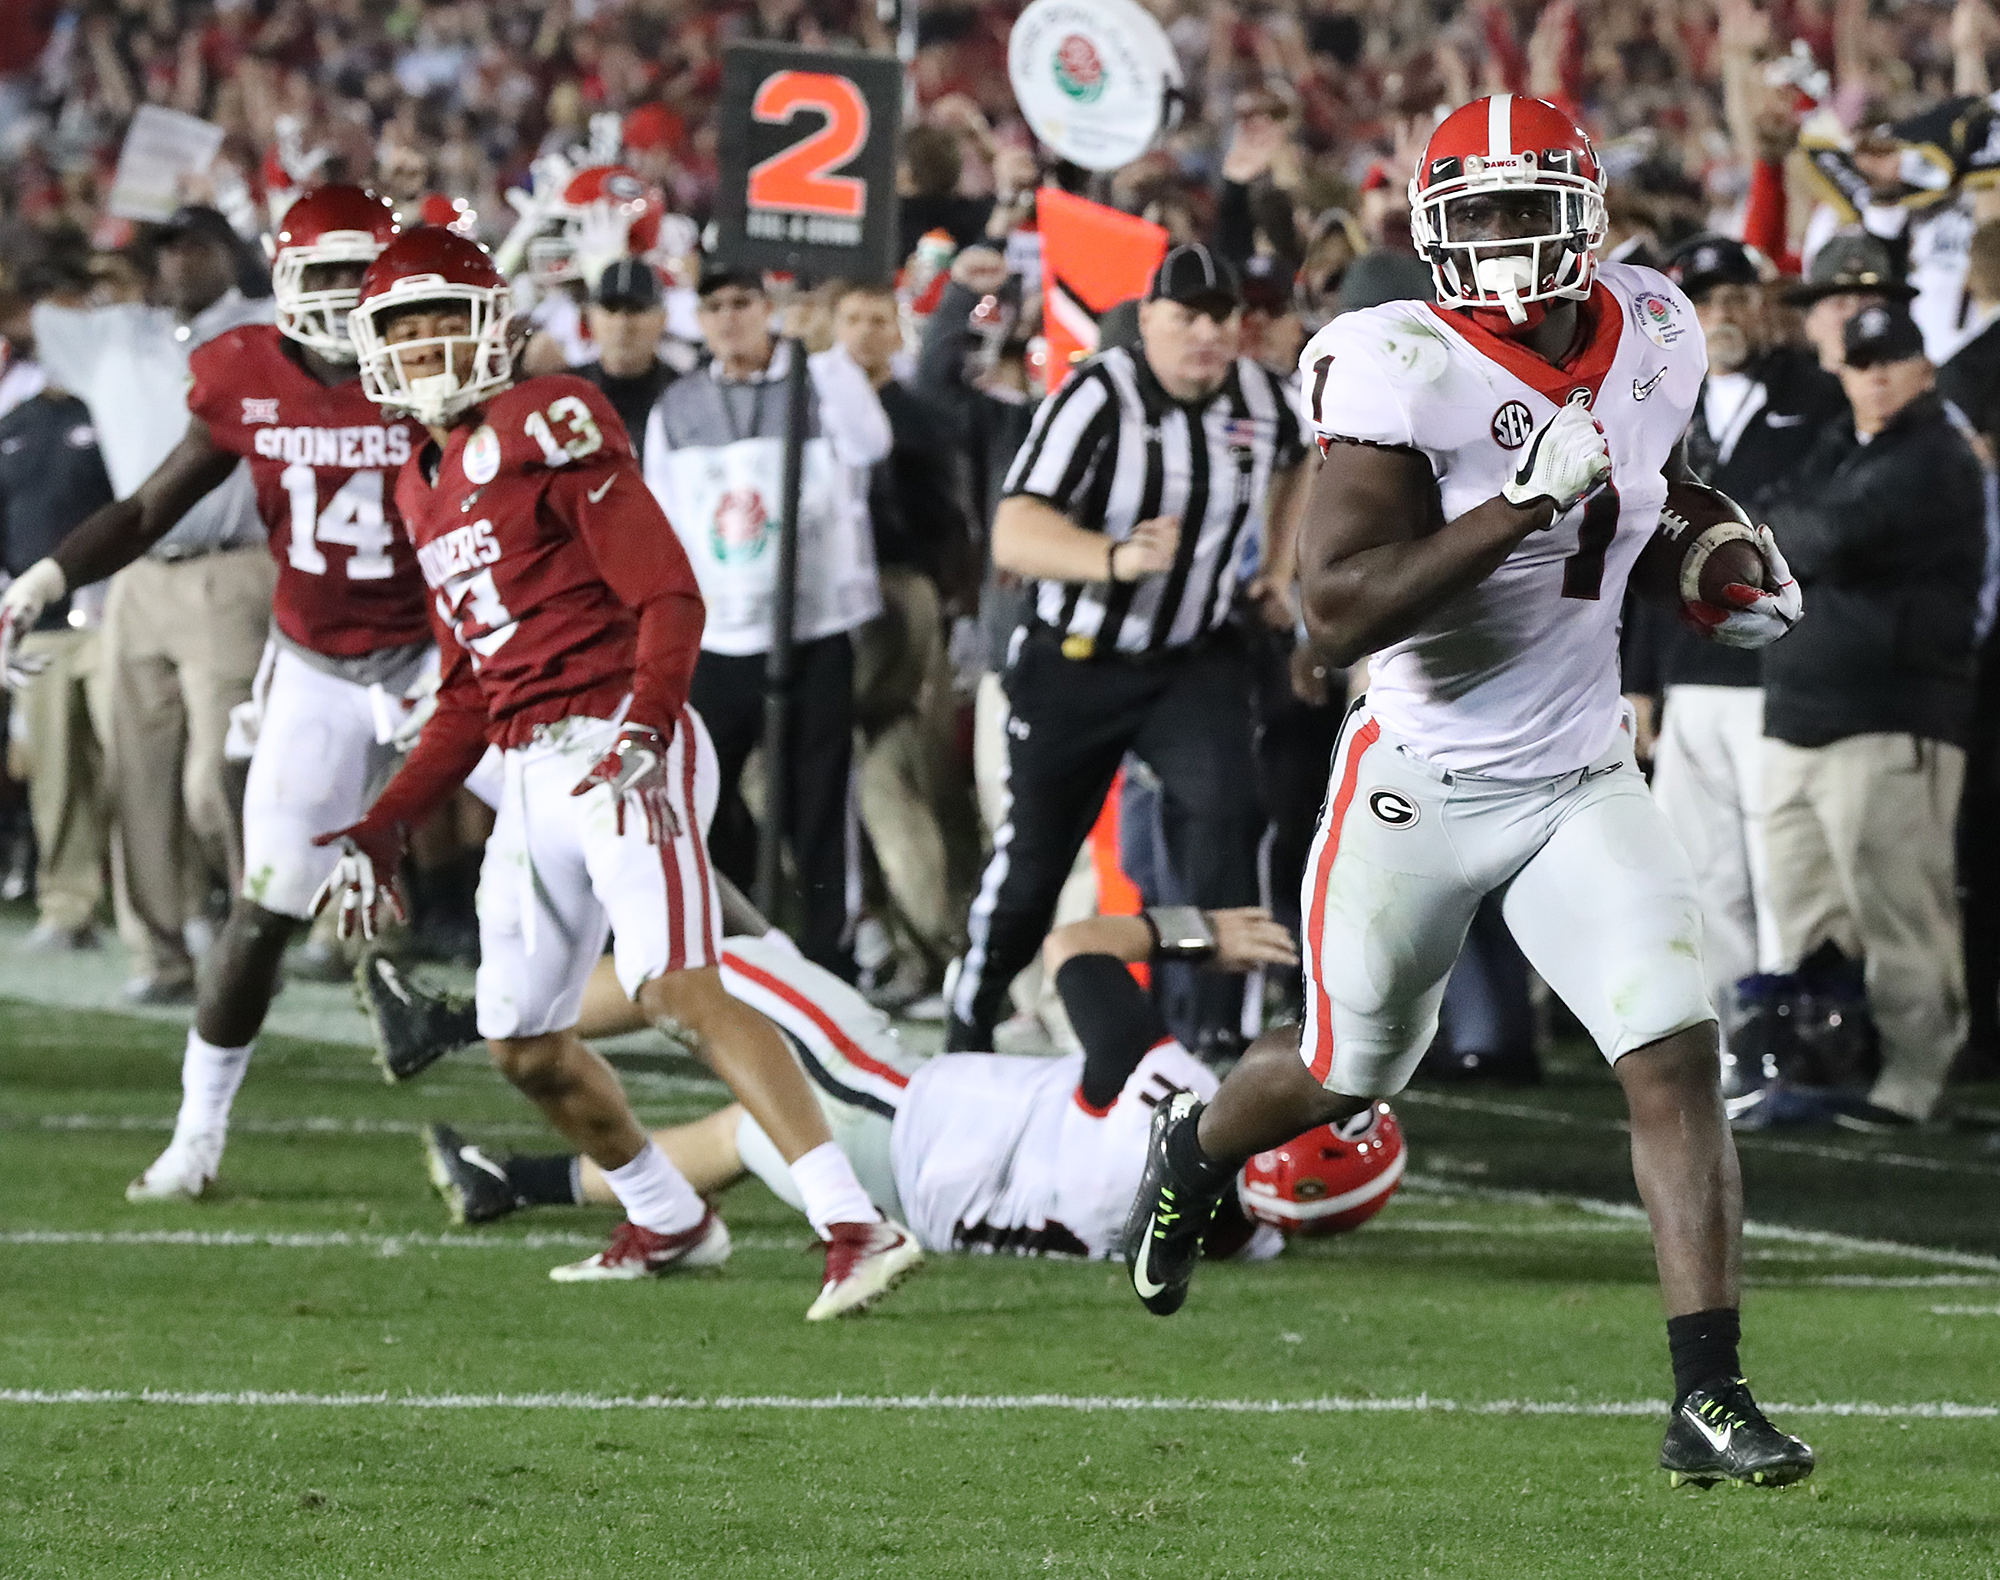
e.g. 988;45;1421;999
1132;1214;1170;1299
1632;368;1667;401
587;475;617;504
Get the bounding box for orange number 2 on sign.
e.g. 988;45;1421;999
747;71;871;219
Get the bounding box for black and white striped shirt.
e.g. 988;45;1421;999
1003;347;1307;656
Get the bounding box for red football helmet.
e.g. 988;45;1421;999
414;192;479;238
1237;1103;1406;1237
528;164;667;286
1409;94;1607;323
267;184;400;362
350;225;514;425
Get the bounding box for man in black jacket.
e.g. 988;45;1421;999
1625;236;1849;1079
1756;302;1986;1128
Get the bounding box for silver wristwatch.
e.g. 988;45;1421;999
1144;906;1217;963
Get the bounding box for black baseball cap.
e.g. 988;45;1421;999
1784;233;1917;305
1666;234;1760;300
1240;253;1295;313
1842;299;1927;367
153;205;241;251
1147;243;1241;312
595;258;663;311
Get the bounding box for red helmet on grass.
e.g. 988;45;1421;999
1410;94;1607;324
1238;1103;1406;1237
350;226;514;425
267;184;400;362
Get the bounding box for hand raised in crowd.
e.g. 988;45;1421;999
951;245;1011;296
1108;515;1181;582
1206;907;1301;973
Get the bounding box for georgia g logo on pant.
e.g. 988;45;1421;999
1367;789;1419;828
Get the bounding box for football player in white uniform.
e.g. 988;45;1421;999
1124;94;1814;1491
393;881;1299;1262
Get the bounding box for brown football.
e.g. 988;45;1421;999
1629;480;1767;618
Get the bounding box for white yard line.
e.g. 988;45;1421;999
1401;1174;2000;1272
8;1111;713;1138
1394;1089;2000;1178
1931;1305;2000;1316
0;1228;810;1254
0;1388;1991;1419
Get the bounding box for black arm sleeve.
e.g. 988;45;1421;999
1056;953;1173;1113
1212;179;1257;270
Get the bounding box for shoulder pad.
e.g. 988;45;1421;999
476;377;635;477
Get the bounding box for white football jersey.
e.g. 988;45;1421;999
1297;262;1705;777
891;1043;1219;1259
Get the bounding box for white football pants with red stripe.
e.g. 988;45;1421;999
1299;703;1715;1096
475;705;722;1041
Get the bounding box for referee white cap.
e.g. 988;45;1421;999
1146;243;1241;310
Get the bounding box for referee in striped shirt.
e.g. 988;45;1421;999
948;244;1309;1053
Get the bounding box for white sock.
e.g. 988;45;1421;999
175;1032;252;1140
600;1142;705;1235
789;1141;880;1237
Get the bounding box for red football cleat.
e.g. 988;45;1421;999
548;1209;731;1282
806;1219;923;1321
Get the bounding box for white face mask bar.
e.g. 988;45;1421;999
272;233;386;361
1411;164;1606;322
351;280;514;425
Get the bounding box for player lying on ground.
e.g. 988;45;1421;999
1125;95;1813;1490
316;225;914;1318
0;187;439;1207
378;884;1336;1261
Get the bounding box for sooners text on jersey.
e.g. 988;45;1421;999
1296;261;1705;777
188;325;430;658
395;375;701;745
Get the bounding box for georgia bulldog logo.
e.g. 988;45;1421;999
711;488;770;562
1054;35;1106;103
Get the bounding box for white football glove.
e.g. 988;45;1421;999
0;557;65;690
572;198;632;292
1502;403;1613;515
492;151;577;279
1693;524;1804;649
308;822;406;942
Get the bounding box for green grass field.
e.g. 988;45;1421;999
5;979;2000;1579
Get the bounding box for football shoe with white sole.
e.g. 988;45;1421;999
1661;1378;1816;1489
548;1210;732;1282
1122;1091;1227;1316
806;1219;923;1321
125;1130;225;1202
422;1122;517;1226
357;950;479;1083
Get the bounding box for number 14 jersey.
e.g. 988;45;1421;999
1297;262;1705;778
188;324;429;658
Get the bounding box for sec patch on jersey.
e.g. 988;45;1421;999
1629;479;1767;630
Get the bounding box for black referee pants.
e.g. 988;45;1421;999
691;633;856;979
949;630;1264;1051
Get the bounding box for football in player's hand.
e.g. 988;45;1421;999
1629;480;1769;629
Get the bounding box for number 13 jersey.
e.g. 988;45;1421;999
188;324;429;658
393;375;705;746
1296;262;1705;778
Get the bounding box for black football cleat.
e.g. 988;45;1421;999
1661;1378;1816;1489
357;950;480;1083
423;1123;518;1226
1123;1091;1227;1317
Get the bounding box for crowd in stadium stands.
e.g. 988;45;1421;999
4;0;2000;1135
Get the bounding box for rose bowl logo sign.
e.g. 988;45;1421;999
711;487;770;563
1054;34;1105;102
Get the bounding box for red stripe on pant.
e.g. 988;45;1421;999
659;713;688;973
1305;717;1381;1085
722;950;911;1090
679;705;717;963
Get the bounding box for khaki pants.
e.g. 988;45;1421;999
102;549;275;981
17;628;110;931
1763;733;1967;1119
852;568;966;967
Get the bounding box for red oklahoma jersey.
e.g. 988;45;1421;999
395;375;705;747
187;324;431;657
